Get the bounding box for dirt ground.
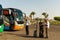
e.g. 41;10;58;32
0;24;60;40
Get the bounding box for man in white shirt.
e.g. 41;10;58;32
25;18;30;35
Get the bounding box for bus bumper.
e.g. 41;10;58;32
13;24;24;30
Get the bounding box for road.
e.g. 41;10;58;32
0;24;60;40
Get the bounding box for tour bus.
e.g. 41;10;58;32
3;8;24;30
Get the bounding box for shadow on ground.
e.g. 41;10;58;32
4;30;18;32
5;33;47;39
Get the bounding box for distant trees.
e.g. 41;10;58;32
30;11;36;19
29;11;36;24
42;12;48;18
54;16;60;21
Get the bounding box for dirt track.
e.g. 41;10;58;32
0;24;60;40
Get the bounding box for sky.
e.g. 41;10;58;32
0;0;60;19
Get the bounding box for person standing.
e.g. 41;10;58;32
44;19;50;38
25;18;30;35
39;19;44;38
39;21;44;38
33;20;37;37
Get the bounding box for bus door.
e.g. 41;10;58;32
0;9;4;32
3;9;14;30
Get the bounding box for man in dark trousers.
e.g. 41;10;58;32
25;18;30;35
39;21;44;38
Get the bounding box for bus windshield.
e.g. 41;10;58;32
13;9;23;21
9;8;24;24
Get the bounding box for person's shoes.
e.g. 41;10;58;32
45;36;48;38
33;35;37;37
39;36;44;38
26;34;29;35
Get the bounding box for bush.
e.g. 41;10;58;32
50;20;60;24
54;16;60;21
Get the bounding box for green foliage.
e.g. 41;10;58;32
54;16;60;21
42;12;48;18
30;11;35;17
30;11;35;15
35;18;42;22
42;12;46;16
45;14;48;18
50;20;60;24
35;18;39;21
30;20;34;24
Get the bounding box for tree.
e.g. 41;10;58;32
30;11;36;19
42;12;48;18
35;17;42;22
54;16;60;21
29;11;36;24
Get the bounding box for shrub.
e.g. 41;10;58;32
54;16;60;21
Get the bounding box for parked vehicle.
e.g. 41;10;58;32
3;8;24;30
